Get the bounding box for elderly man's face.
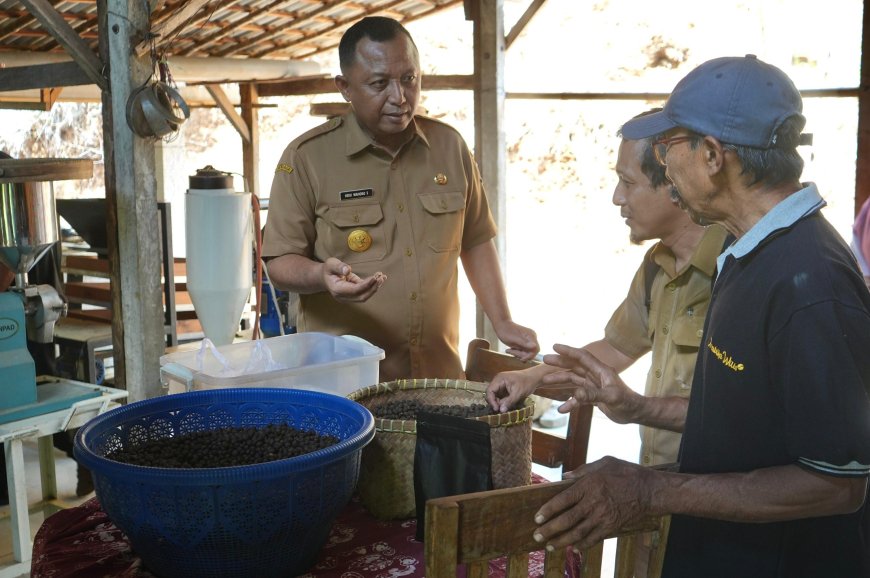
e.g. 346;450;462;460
335;34;421;151
658;132;713;226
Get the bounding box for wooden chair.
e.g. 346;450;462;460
456;338;670;577
464;338;592;474
425;479;669;577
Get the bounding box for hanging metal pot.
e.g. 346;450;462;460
125;81;190;138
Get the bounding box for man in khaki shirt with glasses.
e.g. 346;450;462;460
487;110;729;468
263;16;538;382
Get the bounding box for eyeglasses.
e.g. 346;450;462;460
653;135;694;166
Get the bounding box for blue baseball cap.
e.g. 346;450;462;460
621;55;805;148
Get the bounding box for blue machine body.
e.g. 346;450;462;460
0;291;37;409
260;278;295;337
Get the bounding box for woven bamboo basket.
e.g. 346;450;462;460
348;378;534;520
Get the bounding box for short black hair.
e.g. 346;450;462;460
338;16;417;74
618;108;669;189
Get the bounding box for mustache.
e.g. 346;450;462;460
670;185;711;226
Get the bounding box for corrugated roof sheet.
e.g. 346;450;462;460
0;0;462;61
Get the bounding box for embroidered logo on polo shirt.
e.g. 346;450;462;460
340;188;374;200
707;339;744;371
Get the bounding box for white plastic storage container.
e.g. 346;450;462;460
159;332;385;396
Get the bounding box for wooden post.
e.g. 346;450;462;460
856;0;870;215
240;82;260;197
471;0;505;347
98;0;165;401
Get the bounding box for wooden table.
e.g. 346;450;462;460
30;476;580;577
1;379;127;578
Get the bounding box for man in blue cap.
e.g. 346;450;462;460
530;55;870;576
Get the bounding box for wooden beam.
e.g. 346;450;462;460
99;0;165;401
856;0;870;214
39;86;62;109
17;0;106;90
0;61;91;91
472;0;505;347
505;0;547;50
205;84;251;143
240;83;260;197
505;88;860;101
255;74;474;97
135;0;212;56
0;100;58;110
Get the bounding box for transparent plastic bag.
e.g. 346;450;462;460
194;338;288;378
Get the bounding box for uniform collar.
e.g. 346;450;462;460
651;224;729;279
691;225;731;277
716;182;826;273
342;110;430;156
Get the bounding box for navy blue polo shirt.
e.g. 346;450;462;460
663;185;870;577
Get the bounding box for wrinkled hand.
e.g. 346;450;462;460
322;257;387;303
495;321;540;361
533;456;655;551
542;343;640;424
486;369;538;413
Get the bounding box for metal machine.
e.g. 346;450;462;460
0;158;102;422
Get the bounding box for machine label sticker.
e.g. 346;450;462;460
340;188;373;201
0;317;20;340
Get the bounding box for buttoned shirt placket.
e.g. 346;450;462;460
388;143;424;377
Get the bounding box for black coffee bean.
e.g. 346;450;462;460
107;424;339;468
372;399;496;420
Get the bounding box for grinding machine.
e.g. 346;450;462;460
0;158;105;422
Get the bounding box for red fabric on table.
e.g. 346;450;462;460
32;492;581;577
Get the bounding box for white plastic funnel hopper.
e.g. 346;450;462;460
185;167;252;346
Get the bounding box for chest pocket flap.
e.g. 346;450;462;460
327;203;384;228
419;191;465;215
671;314;705;348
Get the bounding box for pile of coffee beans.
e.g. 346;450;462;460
372;399;496;420
107;424;339;468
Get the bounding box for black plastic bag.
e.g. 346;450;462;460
414;411;493;541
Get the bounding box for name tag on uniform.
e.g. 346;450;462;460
340;188;373;200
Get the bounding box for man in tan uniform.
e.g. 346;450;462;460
487;114;729;467
263;16;538;382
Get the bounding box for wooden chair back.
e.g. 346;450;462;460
457;338;670;576
465;338;592;473
424;479;669;577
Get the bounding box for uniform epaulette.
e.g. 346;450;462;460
413;113;464;142
290;115;344;148
414;113;457;131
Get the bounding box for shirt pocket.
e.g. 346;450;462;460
669;298;709;391
418;190;465;252
671;282;713;347
321;202;387;264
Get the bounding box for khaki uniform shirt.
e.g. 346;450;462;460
604;225;729;466
262;111;497;382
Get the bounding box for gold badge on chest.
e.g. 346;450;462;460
434;173;448;185
347;229;373;252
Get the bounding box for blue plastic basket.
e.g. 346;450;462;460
74;387;374;578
